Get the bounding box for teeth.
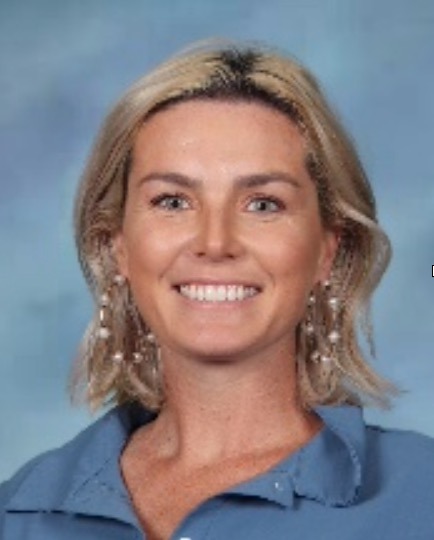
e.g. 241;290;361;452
179;284;258;302
227;286;237;301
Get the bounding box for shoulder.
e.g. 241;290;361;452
0;407;126;513
0;403;154;515
0;452;50;508
366;422;434;464
364;422;434;498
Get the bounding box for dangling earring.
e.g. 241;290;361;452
97;273;125;363
97;274;125;341
97;292;112;341
304;279;342;368
320;279;341;364
123;283;156;365
96;273;159;368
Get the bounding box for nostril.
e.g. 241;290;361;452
191;213;244;260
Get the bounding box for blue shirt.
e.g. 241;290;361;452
1;403;434;539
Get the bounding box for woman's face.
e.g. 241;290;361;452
114;100;337;364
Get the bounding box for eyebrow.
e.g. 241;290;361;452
136;171;301;190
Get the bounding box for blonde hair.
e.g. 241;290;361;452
71;40;398;412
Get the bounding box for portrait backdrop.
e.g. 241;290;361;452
0;0;433;481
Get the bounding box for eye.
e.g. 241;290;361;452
246;196;284;213
150;193;190;211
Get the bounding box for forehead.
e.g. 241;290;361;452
129;100;309;180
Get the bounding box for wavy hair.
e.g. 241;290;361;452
71;40;398;412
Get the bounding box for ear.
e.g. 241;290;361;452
316;227;340;283
111;232;129;279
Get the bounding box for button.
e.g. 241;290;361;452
274;481;284;491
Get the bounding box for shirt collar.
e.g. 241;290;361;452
6;403;155;525
6;403;366;517
290;405;367;506
225;405;367;508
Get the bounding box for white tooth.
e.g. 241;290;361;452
181;285;192;299
180;285;189;298
197;285;205;301
227;286;237;301
180;284;258;302
217;285;226;301
190;284;197;299
205;285;216;302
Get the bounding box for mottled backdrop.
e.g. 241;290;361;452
1;0;433;481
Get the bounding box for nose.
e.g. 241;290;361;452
193;206;244;261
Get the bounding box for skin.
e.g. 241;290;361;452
114;99;338;466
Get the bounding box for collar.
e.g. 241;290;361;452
226;405;367;508
290;405;367;506
6;403;156;526
6;403;367;518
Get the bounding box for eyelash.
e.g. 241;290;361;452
246;195;285;213
149;192;286;213
149;192;190;211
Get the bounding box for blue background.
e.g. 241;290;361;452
1;0;433;481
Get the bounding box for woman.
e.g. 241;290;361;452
1;41;433;540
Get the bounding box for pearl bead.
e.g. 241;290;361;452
328;297;339;311
113;274;125;285
133;352;144;364
112;352;124;364
98;327;110;340
100;294;110;307
305;322;315;335
328;330;340;344
310;351;321;362
145;333;156;343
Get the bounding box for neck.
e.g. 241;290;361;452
146;345;322;466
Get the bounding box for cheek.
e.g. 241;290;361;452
265;234;323;324
122;219;185;278
257;223;323;281
121;231;172;321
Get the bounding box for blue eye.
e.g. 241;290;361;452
247;197;283;213
150;193;190;211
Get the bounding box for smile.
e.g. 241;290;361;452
177;284;260;302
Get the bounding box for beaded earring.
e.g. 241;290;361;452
304;279;342;367
96;273;158;367
97;273;125;343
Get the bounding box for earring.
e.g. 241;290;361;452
304;280;342;367
96;273;158;367
125;288;158;366
96;273;125;342
131;331;157;365
321;279;341;364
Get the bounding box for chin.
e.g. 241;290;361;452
175;337;257;363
